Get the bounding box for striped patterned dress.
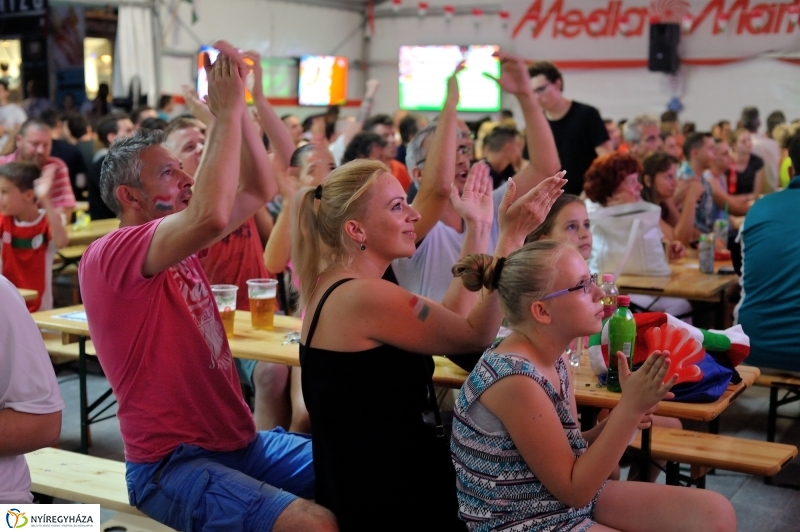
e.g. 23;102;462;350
450;343;600;531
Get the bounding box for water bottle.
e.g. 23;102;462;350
713;219;729;251
607;295;636;393
600;274;619;319
698;234;715;274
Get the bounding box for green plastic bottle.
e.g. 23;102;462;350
606;295;636;393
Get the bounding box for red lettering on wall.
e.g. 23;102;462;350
513;0;800;39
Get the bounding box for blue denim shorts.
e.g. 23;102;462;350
126;429;314;532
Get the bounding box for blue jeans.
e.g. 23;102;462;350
126;429;314;532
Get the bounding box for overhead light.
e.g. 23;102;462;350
100;54;111;64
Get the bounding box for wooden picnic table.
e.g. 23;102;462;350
35;305;757;473
66;218;119;247
616;258;737;304
31;305;102;454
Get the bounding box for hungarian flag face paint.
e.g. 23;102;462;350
153;195;174;211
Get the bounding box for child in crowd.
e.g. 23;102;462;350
450;241;736;531
0;161;67;311
527;193;682;481
525;194;591;258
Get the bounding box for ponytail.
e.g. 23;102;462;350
291;186;323;310
290;159;388;310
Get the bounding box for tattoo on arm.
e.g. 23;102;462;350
409;296;431;322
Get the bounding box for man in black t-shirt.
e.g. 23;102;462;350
528;61;611;195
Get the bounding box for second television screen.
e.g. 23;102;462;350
298;55;348;106
399;45;500;113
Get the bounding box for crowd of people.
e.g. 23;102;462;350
3;38;800;531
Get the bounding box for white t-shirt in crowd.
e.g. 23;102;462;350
391;184;507;303
0;103;27;152
0;275;64;503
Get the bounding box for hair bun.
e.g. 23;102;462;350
452;253;501;293
490;257;506;290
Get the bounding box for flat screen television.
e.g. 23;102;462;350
196;45;296;103
399;45;501;113
297;55;348;106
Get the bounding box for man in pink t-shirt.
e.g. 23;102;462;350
165;96;310;434
78;44;336;532
0;119;76;222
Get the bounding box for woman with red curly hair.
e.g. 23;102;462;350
584;152;644;207
582;152;691;319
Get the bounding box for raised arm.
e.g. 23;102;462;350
221;44;278;230
348;173;566;355
143;52;244;276
35;164;68;249
488;51;560;195
265;146;330;274
410;64;462;242
441;162;494;315
244;50;295;174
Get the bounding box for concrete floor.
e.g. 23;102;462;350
51;360;800;532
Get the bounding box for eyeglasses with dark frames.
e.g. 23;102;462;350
540;273;598;300
532;82;551;95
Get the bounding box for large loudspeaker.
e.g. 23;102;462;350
648;23;680;73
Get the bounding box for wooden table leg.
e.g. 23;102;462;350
78;335;88;454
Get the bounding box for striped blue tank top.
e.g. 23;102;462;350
450;342;599;531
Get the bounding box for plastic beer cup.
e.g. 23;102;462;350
247;279;278;330
211;284;238;338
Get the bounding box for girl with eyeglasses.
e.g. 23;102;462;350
449;241;736;532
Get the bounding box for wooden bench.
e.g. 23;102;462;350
26;447;143;515
52;245;88;272
41;332;96;365
753;372;800;443
630;427;797;487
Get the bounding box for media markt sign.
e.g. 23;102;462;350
5;505;99;531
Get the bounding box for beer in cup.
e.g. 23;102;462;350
211;284;238;338
247;279;278;330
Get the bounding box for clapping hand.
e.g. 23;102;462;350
204;51;245;118
497;171;567;245
451;161;493;228
618;351;677;415
33;164;57;200
242;50;263;97
485;50;532;96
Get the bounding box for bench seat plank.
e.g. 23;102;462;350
631;427;798;477
26;448;143;516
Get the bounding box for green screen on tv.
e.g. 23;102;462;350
399;45;501;113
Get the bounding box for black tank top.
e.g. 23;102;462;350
300;279;466;531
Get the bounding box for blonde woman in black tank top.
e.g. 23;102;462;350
291;158;566;530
